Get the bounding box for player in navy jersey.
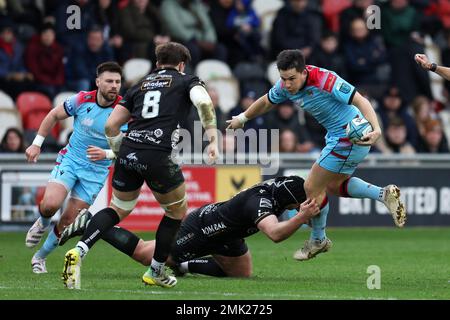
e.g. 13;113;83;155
227;49;406;261
60;176;320;277
25;62;124;274
62;42;219;289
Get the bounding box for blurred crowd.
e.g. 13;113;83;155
1;0;449;155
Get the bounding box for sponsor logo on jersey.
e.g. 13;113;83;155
141;78;172;90
323;73;337;93
176;232;195;245
201;221;227;236
259;198;272;209
154;128;163;138
87;106;92;113
81;117;94;127
337;81;351;94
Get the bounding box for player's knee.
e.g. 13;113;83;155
161;195;188;219
39;199;60;216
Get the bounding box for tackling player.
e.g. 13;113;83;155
60;176;319;277
62;42;219;289
25;62;124;273
227;49;407;261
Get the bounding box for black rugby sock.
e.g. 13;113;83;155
153;215;182;263
80;207;120;249
102;226;140;257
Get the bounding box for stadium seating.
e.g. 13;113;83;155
195;59;233;81
16;92;58;138
233;62;270;98
0;91;15;109
266;61;279;85
123;58;152;86
206;77;240;113
252;0;283;17
0;109;23;142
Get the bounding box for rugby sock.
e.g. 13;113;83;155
39;205;51;228
310;196;329;241
77;207;120;257
150;215;182;275
186;258;227;277
340;177;384;201
35;225;59;259
101;226;141;257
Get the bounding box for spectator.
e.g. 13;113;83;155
228;90;266;152
342;17;387;95
381;0;432;103
416;119;449;153
25;22;64;99
266;101;316;153
225;0;264;64
339;0;374;42
279;128;298;153
383;117;416;154
161;0;227;66
270;0;322;60
411;95;438;136
65;26;114;91
378;86;419;146
93;0;126;63
0;18;34;99
119;0;169;62
309;31;347;79
441;30;450;95
52;0;96;50
0;127;27;153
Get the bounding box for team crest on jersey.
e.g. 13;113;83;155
126;152;138;162
154;128;163;138
307;89;313;96
293;98;304;108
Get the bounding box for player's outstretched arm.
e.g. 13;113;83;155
351;92;382;146
226;94;274;129
189;85;219;163
25;104;69;163
105;104;130;154
257;199;320;243
415;53;450;81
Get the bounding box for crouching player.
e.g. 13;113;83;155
59;176;319;277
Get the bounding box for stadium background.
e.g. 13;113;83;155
0;0;449;300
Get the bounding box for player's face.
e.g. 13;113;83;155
279;68;308;94
96;71;121;102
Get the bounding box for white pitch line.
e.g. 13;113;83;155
0;285;398;300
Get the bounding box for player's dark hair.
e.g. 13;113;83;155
156;42;191;66
272;176;306;208
276;50;306;72
96;61;122;77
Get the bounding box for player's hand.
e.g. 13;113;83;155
299;198;320;220
355;129;381;146
415;54;431;70
206;142;220;164
226;116;245;130
25;145;41;163
87;145;106;161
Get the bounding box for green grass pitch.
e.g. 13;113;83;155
1;227;449;300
